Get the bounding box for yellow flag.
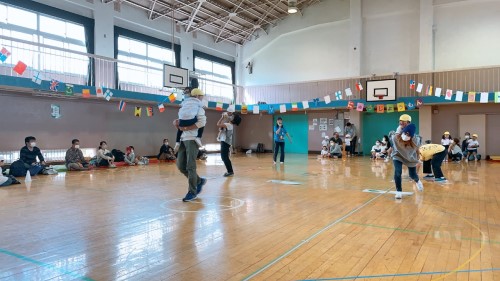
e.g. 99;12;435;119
134;106;142;117
397;102;406;112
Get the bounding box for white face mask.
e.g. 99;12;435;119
74;145;80;149
465;135;470;139
330;142;334;146
401;134;411;141
30;142;36;147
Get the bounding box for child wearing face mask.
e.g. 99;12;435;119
389;124;424;199
329;141;342;159
20;136;46;175
371;140;383;160
441;132;452;162
344;134;352;157
448;138;463;162
97;141;116;168
461;132;470;154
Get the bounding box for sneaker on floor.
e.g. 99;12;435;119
109;164;117;168
280;162;284;164
173;142;180;154
182;192;197;202
395;191;402;199
197;177;207;194
423;174;435;181
434;177;448;183
223;172;234;177
416;180;424;191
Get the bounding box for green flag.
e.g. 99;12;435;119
65;84;74;96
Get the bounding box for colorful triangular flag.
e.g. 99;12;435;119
279;104;286;113
49;79;59;91
386;104;394;113
292;103;298;111
104;89;113;101
134;107;142;117
13;61;27;75
168;93;176;103
216;102;223;111
397;102;406;112
468;92;476;103
324;95;331;104
356;102;364;112
158;103;165;112
0;47;11;63
65;84;74;96
96;87;104;98
355;82;363;91
82;89;90;98
376;104;385;113
445;89;453;100
345;88;353;97
119;100;126;112
409;80;415;90
32;71;43;85
147;106;153;117
302;101;309;109
416;83;423;93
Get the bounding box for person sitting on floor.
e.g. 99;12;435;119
124;146;139;166
1;158;20;186
157;139;176;161
96;141;116;168
448;138;463;162
20;136;46;175
329;140;342;159
321;145;329;158
65;139;88;171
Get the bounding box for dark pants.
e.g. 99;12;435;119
449;152;462;161
393;159;419;192
350;136;357;155
176;140;202;195
177;117;204;142
273;141;285;162
220;141;233;173
0;177;13;186
422;149;447;178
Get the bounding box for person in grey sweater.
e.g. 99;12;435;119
389;123;424;200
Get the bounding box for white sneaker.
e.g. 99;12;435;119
173;142;180;154
395;192;402;199
416;180;424;191
194;137;203;147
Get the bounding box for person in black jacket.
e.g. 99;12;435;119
158;139;176;160
20;136;46;175
461;132;470;153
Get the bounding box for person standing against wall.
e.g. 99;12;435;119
273;117;292;164
344;122;358;156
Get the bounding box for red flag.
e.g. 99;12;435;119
13;61;27;75
82;89;91;98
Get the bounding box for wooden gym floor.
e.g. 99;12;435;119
1;154;500;281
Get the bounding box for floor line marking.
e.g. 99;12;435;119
241;187;391;281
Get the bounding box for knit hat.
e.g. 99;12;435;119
402;123;416;137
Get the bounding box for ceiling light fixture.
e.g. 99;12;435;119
288;0;298;14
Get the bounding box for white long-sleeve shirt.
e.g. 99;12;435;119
180;106;206;141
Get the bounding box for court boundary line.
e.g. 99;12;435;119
241;187;392;281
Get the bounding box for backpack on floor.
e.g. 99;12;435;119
111;149;125;162
9;160;27;177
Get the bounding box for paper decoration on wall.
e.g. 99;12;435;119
32;71;42;85
345;88;353;97
366;104;374;113
324;95;331;104
335;91;342;100
356;102;364;112
416;98;423;108
104;89;113;101
268;105;275;114
279;104;286;113
292;103;298;111
455;91;463;102
147;106;153;117
495;92;500;103
407;101;415;110
302;101;309;109
386;104;395;113
158;103;165;112
376;104;385;113
312;98;320;106
168;93;176;103
51;104;61;119
134;107;142;117
96;87;104;97
480;92;489;103
216;102;223;111
119;100;126;112
347;101;354;110
241;104;248;114
13;61;27;75
49;79;59;91
434;88;442;97
416;83;423;93
426;86;433;96
82;89;90;98
253;105;259;114
397;102;406;112
445;89;453;100
468;92;476;103
409;80;415;89
65;84;74;96
355;82;363;91
0;47;11;62
227;104;235;112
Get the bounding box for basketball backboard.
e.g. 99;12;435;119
366;79;396;102
163;64;188;88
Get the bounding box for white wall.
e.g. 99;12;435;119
434;0;500;70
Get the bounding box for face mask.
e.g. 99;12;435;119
30;142;36;147
401;134;411;141
376;142;381;146
450;140;454;144
330;142;334;146
74;145;80;149
165;142;169;146
465;135;470;139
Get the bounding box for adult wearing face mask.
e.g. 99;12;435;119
158;139;176;161
461;132;470;154
65;139;88;170
389;124;424;200
20;136;46;175
96;141;116;168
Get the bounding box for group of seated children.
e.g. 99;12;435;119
370;135;391;160
461;132;480;161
